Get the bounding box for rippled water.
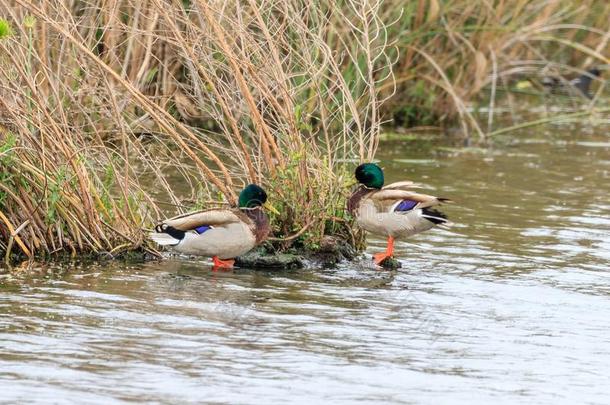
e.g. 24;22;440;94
1;128;609;404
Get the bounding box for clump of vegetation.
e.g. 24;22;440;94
0;0;391;262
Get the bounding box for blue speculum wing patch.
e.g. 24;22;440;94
194;225;212;234
395;200;418;212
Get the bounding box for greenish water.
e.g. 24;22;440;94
1;127;609;404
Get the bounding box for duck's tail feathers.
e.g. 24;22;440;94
436;222;454;230
421;208;452;228
437;197;454;204
149;232;181;246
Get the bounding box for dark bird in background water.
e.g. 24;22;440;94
541;67;602;99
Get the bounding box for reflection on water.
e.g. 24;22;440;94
1;128;609;404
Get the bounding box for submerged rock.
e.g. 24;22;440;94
307;236;359;267
378;256;402;269
235;248;303;269
235;236;360;270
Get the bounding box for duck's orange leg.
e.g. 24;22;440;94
212;256;235;270
373;236;395;265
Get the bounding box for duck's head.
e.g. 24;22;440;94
238;184;268;209
355;163;384;189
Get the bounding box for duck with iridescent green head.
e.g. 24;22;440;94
150;184;276;269
348;163;452;265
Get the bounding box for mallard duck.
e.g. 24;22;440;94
150;184;273;268
347;163;451;265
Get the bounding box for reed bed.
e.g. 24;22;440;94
380;0;610;139
0;0;391;261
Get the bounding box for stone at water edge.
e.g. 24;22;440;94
235;236;361;269
379;256;402;269
311;236;359;266
235;248;303;269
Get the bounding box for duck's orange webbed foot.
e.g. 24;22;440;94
373;252;392;265
373;236;395;265
212;256;235;270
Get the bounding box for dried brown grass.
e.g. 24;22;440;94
382;0;609;139
0;0;392;261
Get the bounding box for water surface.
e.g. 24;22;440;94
1;127;609;404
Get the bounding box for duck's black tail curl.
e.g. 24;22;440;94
155;224;186;240
421;208;448;225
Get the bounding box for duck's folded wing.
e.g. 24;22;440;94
370;189;450;211
382;180;422;190
162;209;240;231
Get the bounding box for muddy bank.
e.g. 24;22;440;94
235;236;401;270
1;236;406;272
235;236;360;269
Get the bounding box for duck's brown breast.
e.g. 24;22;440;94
347;186;372;214
240;208;270;244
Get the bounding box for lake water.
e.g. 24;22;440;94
1;128;609;404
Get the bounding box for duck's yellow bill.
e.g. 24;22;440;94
264;202;280;215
